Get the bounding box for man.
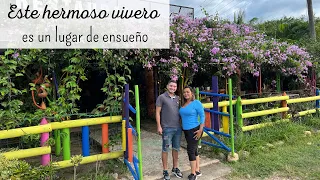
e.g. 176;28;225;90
156;80;183;180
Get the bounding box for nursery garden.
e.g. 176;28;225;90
1;13;320;179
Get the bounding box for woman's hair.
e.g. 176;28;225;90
183;86;195;103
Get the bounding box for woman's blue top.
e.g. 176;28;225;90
179;100;205;130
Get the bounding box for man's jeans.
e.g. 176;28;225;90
162;127;182;152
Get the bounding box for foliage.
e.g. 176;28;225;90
0;49;136;130
256;17;311;42
76;159;129;180
0;155;57;180
227;121;320;179
20;134;40;148
140;15;312;94
254;16;320;86
93;49;134;114
0;15;316;131
71;155;83;180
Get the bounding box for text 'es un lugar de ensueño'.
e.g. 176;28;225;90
22;26;149;46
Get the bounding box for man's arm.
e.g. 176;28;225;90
156;106;162;134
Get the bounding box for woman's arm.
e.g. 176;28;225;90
194;100;205;140
195;100;205;125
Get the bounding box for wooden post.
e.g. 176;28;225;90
40;118;50;165
222;106;229;134
205;111;211;128
281;92;288;119
212;76;219;131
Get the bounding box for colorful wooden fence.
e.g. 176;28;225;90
201;79;320;134
0;84;143;180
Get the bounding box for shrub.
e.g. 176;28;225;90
0;155;57;180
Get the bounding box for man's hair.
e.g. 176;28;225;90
167;80;177;85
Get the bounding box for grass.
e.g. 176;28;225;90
76;158;129;180
202;116;320;179
56;158;129;180
229;116;320;179
229;134;320;179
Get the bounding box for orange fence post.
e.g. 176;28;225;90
205;111;211;128
102;124;109;153
128;128;133;163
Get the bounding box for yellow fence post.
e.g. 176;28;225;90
281;92;288;119
222;106;229;134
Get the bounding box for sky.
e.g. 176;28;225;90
170;0;320;22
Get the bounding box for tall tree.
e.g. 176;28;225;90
145;68;155;117
307;0;317;40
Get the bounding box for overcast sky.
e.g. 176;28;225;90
170;0;320;22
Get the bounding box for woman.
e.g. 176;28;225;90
179;86;205;180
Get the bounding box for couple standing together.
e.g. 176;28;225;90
156;80;205;180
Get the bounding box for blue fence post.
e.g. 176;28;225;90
212;76;219;131
316;89;320;117
316;89;320;108
82;126;90;156
125;84;130;160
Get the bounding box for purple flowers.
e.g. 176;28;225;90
12;52;19;59
211;47;220;55
174;44;180;52
171;75;178;81
138;16;313;85
305;60;312;67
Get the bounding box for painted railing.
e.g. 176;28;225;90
202;87;320;134
0;116;123;167
0;84;143;180
196;77;235;157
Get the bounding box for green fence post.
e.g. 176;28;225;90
61;128;71;160
228;78;235;156
195;87;202;147
196;87;200;100
135;85;143;180
236;96;243;129
54;129;61;156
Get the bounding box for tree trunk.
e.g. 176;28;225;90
145;68;155;117
307;0;316;40
258;68;262;95
236;68;242;96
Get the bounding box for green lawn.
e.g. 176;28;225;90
229;133;320;179
204;117;320;179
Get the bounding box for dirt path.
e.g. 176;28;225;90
138;129;231;180
91;122;232;180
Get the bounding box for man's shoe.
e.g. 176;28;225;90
188;174;197;180
172;167;183;178
196;171;202;176
163;170;170;180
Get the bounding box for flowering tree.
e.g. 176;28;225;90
141;15;313;95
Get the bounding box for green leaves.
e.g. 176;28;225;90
0;48;137;130
0;155;57;179
80;76;87;81
4;49;14;56
15;73;23;77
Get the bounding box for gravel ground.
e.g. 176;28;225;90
91;127;231;180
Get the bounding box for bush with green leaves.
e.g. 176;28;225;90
0;155;57;180
0;49;135;130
